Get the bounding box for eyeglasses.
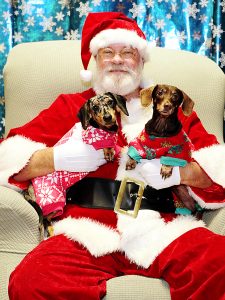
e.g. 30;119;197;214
98;47;138;60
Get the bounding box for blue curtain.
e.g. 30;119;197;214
0;0;225;138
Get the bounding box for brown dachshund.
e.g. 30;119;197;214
126;84;196;212
78;92;129;161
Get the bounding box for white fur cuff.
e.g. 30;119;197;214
192;144;225;188
0;135;46;189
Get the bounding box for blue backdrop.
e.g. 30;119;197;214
1;0;225;138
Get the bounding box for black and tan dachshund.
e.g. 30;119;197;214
78;92;129;161
24;92;129;237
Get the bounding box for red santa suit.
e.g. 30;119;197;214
1;88;225;300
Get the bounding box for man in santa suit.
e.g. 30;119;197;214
1;12;225;300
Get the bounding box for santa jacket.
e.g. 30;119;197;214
1;88;225;268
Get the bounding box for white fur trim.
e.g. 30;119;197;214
187;186;225;209
90;29;150;62
121;98;153;143
192;144;225;188
0;135;46;189
53;213;204;268
116;98;153;183
80;69;92;82
53;216;120;257
117;211;205;268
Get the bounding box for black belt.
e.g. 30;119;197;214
66;177;176;213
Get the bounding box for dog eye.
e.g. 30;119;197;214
171;94;178;101
107;100;114;107
92;105;99;112
156;90;164;96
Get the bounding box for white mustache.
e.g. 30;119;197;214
103;66;134;75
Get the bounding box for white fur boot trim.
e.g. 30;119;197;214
117;211;205;269
0;135;46;189
53;216;120;257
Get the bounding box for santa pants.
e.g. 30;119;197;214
8;227;225;300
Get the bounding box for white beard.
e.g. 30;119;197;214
93;64;143;96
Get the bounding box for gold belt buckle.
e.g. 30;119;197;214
114;177;145;218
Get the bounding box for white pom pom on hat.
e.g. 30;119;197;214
80;12;150;82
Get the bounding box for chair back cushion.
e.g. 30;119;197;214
3;40;225;142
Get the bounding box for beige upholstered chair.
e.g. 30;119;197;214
1;40;225;300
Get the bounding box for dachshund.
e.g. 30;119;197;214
126;84;196;212
78;92;129;161
24;92;129;237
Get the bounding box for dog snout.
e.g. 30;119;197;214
103;114;113;123
163;103;172;111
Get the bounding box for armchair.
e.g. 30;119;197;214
1;40;225;300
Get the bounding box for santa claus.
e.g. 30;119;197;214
1;11;225;300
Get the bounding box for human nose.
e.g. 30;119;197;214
111;53;123;63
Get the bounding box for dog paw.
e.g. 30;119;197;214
126;158;137;170
103;147;115;162
160;165;173;179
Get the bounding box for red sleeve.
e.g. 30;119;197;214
7;89;96;147
178;108;218;151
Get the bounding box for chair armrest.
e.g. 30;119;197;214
0;186;41;254
202;208;225;235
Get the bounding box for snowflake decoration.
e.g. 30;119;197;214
76;2;92;18
37;187;55;206
220;0;225;13
171;3;177;13
184;3;200;19
36;8;44;17
3;11;12;20
18;0;35;16
92;0;101;6
55;26;64;36
177;30;187;44
64;29;80;40
192;31;201;40
155;19;166;30
219;52;225;68
204;38;213;49
199;0;208;8
58;0;71;10
0;44;6;53
55;12;65;22
13;32;23;42
212;25;224;38
129;3;145;18
39;17;56;32
199;14;207;23
26;16;35;27
146;0;154;8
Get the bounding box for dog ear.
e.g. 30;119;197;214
140;85;156;107
105;92;129;116
77;101;91;129
181;91;195;116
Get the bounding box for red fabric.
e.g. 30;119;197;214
129;128;193;162
8;227;225;300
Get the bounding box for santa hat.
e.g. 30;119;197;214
80;12;150;82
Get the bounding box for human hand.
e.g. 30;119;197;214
139;159;180;189
54;139;106;172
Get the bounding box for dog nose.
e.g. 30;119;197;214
163;104;172;111
103;115;112;122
